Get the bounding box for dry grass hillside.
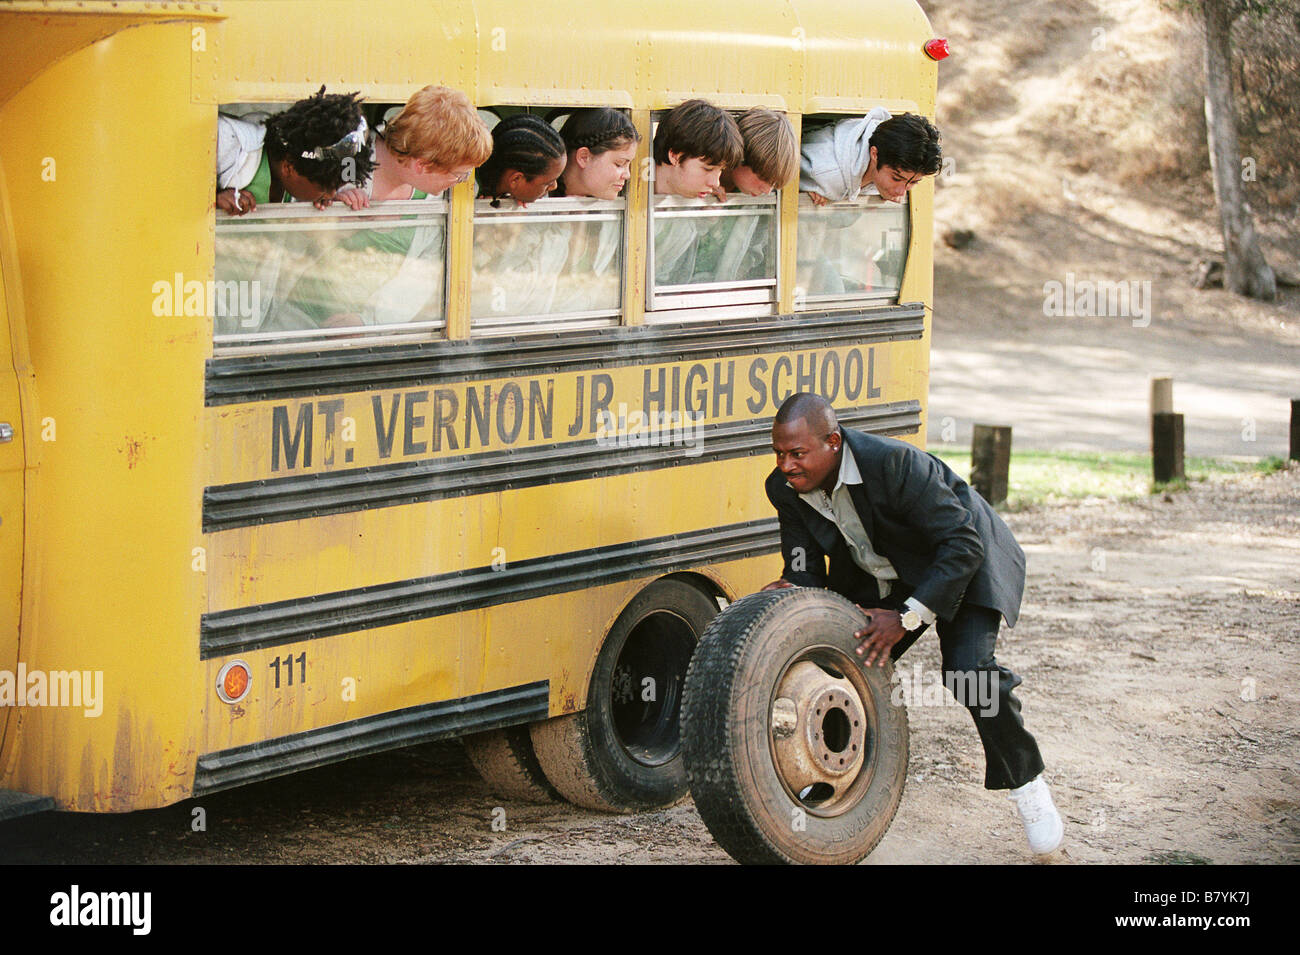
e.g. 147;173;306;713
917;0;1299;346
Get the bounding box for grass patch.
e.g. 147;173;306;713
926;446;1271;510
1142;850;1212;865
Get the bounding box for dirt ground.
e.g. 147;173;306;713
1;463;1294;864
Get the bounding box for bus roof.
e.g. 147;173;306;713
190;0;936;115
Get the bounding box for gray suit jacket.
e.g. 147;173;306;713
765;427;1026;626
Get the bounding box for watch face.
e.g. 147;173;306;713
901;610;921;631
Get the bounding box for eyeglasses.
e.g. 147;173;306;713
415;161;472;185
301;118;369;161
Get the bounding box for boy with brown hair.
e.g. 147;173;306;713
716;107;798;199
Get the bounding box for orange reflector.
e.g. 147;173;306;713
217;662;251;703
924;37;950;60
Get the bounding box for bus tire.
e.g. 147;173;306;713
530;578;717;812
462;725;560;803
681;588;909;865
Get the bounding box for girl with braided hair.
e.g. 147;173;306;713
216;86;375;214
531;109;642;315
549;108;641;199
474;114;566;207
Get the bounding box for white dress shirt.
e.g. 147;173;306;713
796;446;935;626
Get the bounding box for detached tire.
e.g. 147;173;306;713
462;725;560;803
682;588;909;865
530;579;717;812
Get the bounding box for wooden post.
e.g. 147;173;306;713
971;424;1012;505
1291;399;1299;461
1150;377;1173;417
1153;412;1185;484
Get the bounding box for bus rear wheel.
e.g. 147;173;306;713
462;725;560;803
530;578;717;812
681;588;909;864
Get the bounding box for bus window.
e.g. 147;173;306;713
646;114;779;323
648;194;779;319
213;198;448;352
794;194;910;308
469;196;623;335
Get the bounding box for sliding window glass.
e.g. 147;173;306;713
470;197;623;335
647;194;778;321
794;195;909;309
213;199;448;353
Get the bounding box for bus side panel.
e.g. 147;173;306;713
0;23;210;810
197;455;779;754
198;329;926;758
0;191;25;758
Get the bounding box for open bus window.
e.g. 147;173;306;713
213;199;448;352
469;197;623;335
794;194;909;309
644;104;780;323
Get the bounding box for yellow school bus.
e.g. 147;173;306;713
0;0;939;817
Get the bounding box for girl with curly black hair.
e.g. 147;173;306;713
216;86;376;214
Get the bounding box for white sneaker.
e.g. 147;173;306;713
1008;775;1064;855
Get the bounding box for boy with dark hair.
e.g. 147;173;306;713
216;87;376;215
800;109;941;205
653;99;743;198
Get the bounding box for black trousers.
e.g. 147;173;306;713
890;602;1045;790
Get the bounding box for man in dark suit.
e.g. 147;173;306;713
764;393;1063;855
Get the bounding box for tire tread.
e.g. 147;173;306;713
463;725;561;803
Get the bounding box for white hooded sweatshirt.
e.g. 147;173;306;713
797;107;892;201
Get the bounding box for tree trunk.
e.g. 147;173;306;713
1203;0;1277;300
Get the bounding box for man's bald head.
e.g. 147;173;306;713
774;393;838;439
771;394;843;494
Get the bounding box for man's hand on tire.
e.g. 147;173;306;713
854;607;905;667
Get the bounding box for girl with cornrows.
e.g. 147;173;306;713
475;114;567;207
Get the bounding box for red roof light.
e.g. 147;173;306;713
924;38;950;61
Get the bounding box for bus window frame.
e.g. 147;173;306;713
468;194;627;336
792;192;912;311
212;197;451;355
644;112;781;322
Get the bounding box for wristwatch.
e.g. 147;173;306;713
899;608;922;632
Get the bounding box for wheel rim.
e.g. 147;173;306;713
610;609;697;768
767;646;879;817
